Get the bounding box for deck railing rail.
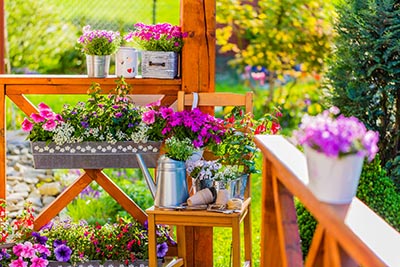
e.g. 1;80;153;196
255;135;400;267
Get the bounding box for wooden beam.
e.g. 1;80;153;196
181;0;215;93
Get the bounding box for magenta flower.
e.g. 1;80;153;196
42;120;57;131
39;110;55;120
10;257;28;267
30;256;48;267
37;103;51;111
30;113;45;123
21;118;33;132
142;110;156;124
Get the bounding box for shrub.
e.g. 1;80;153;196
324;0;400;183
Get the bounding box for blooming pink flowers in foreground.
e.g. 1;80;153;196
295;106;379;161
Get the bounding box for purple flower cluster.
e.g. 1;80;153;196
77;25;121;55
124;23;188;52
295;107;379;161
162;108;225;148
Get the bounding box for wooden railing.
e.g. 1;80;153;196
255;135;400;267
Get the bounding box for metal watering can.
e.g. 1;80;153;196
136;154;189;208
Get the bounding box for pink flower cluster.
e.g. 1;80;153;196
124;23;188;52
78;25;119;44
21;103;63;133
10;242;50;267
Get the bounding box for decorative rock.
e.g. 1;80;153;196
26;196;43;208
24;177;39;184
13;182;31;193
14;162;28;173
42;196;56;206
38;182;62;196
37;174;56;183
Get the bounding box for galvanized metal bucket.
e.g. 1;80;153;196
86;55;111;78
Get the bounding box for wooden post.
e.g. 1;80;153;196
180;1;216;265
181;0;215;93
0;0;4;74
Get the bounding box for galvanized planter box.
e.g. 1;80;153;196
47;259;162;267
141;51;178;79
31;141;162;169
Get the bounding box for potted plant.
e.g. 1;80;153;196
21;78;162;169
124;23;188;79
76;25;122;77
209;106;281;175
186;159;222;192
206;106;281;199
294;106;379;204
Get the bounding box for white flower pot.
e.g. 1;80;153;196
116;47;138;78
304;145;364;204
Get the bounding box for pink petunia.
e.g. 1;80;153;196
37;103;51;111
42;120;57;131
30;256;49;267
21;118;33;132
39;110;55;120
10;257;28;267
142;110;156;124
20;241;35;258
30;113;45;123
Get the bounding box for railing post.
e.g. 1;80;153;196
260;157;303;266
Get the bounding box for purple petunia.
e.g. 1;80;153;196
54;244;72;262
295;107;379;161
156;242;168;258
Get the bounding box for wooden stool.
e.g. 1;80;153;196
147;199;252;267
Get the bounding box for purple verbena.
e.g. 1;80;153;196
295;107;379;161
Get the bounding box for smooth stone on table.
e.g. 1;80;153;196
86;54;111;78
304;145;364;204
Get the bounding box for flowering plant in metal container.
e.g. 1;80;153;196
77;25;122;56
294;106;379;161
124;23;188;52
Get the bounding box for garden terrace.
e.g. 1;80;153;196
0;0;399;266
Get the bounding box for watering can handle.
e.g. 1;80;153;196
191;92;199;110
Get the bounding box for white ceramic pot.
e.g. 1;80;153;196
304;145;364;204
115;47;138;78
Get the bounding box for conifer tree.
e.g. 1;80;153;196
325;0;400;184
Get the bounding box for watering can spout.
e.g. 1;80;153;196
136;154;157;199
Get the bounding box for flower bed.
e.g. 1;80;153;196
0;204;170;267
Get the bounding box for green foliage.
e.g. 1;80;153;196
324;0;400;180
356;157;400;230
65;169;153;225
5;0;79;74
295;199;317;257
296;156;400;256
